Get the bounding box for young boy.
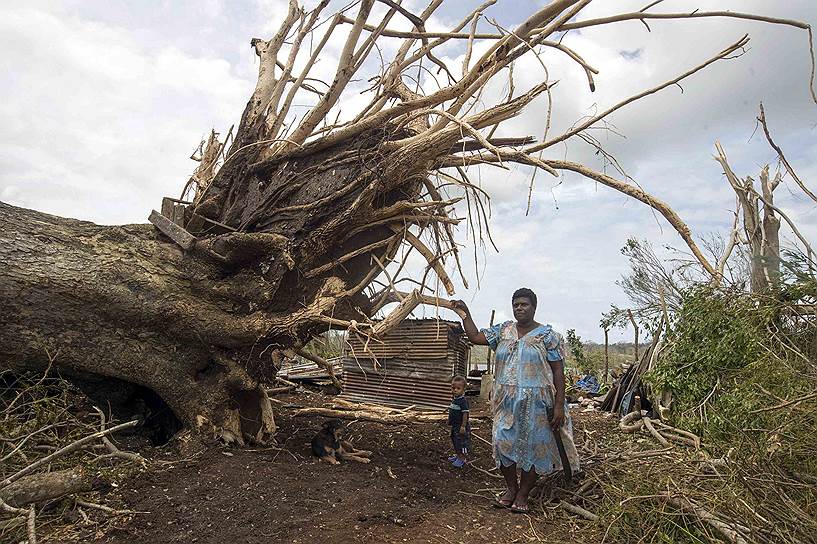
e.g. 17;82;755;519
448;376;471;468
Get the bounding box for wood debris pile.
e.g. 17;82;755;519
291;398;489;425
278;356;344;385
0;370;145;543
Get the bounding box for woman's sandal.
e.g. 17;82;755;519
492;493;514;509
510;503;530;514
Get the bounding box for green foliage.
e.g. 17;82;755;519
647;287;766;408
646;285;817;472
600;304;629;330
302;330;346;359
565;328;603;376
601;281;817;542
779;248;817;302
614;238;687;321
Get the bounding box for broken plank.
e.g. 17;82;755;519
148;210;196;251
161;197;189;227
161;197;175;219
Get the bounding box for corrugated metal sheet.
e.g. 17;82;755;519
342;373;452;410
340;319;470;410
279;356;343;381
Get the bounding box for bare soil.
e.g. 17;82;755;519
82;392;610;544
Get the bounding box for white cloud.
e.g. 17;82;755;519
0;4;253;224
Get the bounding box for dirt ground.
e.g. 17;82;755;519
78;392;612;544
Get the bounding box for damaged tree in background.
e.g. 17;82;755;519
1;0;815;444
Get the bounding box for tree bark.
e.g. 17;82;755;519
0;469;103;508
715;144;782;293
0;136;408;445
0;202;285;443
0;197;397;444
0;83;433;447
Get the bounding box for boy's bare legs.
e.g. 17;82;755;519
498;463;518;505
513;468;537;509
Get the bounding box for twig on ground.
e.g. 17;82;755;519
27;505;37;544
468;463;503;479
0;497;27;516
293;406;449;424
93;407;145;464
74;499;140;516
643;417;670;447
470;431;492;446
0;420;140;489
661;494;749;544
560;500;599;521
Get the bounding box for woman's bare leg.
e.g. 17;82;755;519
513;468;538;508
498;463;518;504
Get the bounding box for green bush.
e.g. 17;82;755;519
565;328;603;376
646;286;816;472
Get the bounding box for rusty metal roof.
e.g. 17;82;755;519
346;318;465;360
341;319;469;410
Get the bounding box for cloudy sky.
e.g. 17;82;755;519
2;0;816;341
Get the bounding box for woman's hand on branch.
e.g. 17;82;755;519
455;300;489;345
451;299;470;317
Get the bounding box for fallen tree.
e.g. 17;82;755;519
1;0;814;444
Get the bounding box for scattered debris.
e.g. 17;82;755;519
574;375;601;395
619;410;701;448
278;356;344;385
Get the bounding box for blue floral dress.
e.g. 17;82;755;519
481;321;580;475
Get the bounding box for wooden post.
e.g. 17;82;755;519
480;373;493;400
486;309;495;373
480;309;496;401
603;326;609;383
627;309;639;363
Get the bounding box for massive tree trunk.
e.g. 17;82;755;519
1;1;811;443
1;202;271;443
0;195;397;443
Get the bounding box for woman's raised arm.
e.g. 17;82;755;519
452;300;488;345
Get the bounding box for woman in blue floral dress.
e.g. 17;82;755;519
454;288;579;513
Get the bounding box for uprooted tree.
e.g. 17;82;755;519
1;0;814;444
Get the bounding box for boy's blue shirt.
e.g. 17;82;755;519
448;395;470;427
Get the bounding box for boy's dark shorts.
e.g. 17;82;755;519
450;427;471;454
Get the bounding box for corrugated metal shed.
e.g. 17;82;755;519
340;319;470;410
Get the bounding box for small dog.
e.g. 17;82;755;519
311;419;372;464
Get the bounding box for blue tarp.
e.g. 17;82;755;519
575;375;600;395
